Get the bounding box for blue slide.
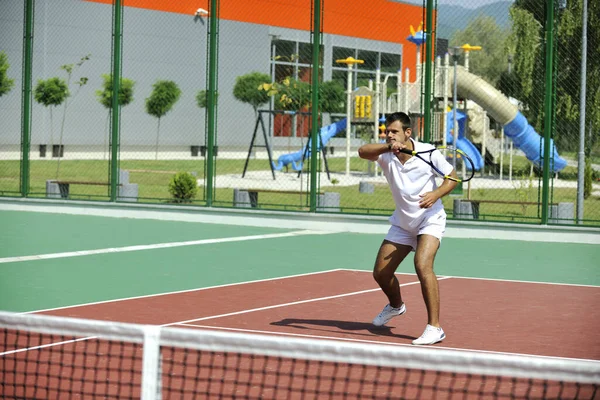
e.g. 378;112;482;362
272;118;347;171
504;112;567;171
446;110;484;171
453;66;567;172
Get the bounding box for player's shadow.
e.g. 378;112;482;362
271;318;416;341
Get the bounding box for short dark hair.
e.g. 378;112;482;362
385;112;411;131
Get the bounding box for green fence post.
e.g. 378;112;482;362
109;0;123;202
205;0;219;207
309;0;322;212
20;0;34;197
541;0;555;224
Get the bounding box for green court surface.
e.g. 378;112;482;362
0;210;294;258
1;208;599;313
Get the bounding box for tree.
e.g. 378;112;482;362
0;51;15;98
34;77;69;160
450;15;510;86
232;72;271;115
508;0;600;153
260;77;311;111
96;74;135;160
145;80;181;160
53;54;91;177
319;80;345;114
505;6;542;101
497;69;522;100
195;89;218;109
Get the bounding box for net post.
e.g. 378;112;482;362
142;325;162;400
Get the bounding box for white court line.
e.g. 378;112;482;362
2;201;599;244
0;229;332;264
180;324;600;364
2;277;438;356
25;269;349;314
169;278;451;326
1;337;94;356
341;268;600;288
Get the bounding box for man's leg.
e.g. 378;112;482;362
414;234;441;327
373;240;413;308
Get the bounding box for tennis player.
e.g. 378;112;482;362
357;111;458;345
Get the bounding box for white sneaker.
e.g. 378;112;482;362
372;303;406;326
412;324;446;345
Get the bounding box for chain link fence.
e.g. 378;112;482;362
432;0;599;225
118;3;206;204
1;0;597;226
26;0;113;201
211;1;318;211
0;2;24;196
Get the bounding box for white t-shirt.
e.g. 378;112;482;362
377;138;454;232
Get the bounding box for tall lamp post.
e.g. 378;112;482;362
336;57;363;176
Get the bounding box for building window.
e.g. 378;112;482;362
381;52;401;73
332;46;354;64
270;39;323;137
357;50;378;71
331;46;402;138
274;39;296;62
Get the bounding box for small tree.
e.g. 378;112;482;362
233;72;271;115
195;89;218;109
53;54;91;177
96;74;135;159
450;16;509;86
259;77;311;111
34;77;69;158
319;80;345;114
168;171;198;203
0;51;15;98
145;80;181;160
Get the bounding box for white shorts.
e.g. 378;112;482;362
384;215;446;251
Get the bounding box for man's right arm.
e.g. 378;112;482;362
358;143;391;161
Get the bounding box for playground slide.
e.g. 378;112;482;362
272;118;347;171
451;66;567;172
446;110;484;171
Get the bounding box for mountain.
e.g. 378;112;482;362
436;1;513;39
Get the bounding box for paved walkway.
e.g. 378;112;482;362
200;169;600;195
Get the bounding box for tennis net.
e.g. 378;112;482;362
1;310;598;399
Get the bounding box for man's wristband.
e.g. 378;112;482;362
387;143;392;151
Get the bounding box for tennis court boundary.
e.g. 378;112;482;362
180;323;600;365
0;229;332;264
24;269;355;314
2;198;600;244
341;269;600;288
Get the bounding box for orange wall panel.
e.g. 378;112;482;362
84;0;433;78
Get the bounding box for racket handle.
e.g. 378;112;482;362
397;148;413;155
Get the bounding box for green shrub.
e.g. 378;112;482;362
168;172;198;203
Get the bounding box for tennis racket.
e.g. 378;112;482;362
397;145;476;182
